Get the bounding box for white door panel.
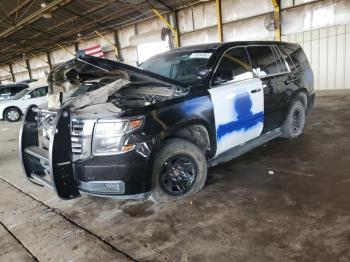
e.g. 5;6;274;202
21;96;47;112
209;78;264;156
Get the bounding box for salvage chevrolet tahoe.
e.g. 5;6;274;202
20;41;315;202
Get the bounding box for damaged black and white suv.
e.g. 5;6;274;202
20;41;315;202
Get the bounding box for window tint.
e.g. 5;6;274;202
213;47;253;85
247;46;280;77
0;87;8;95
279;44;310;70
29;86;48;98
140;51;213;86
278;45;296;71
10;85;26;95
271;46;286;73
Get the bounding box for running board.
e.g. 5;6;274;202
24;146;49;163
30;173;53;189
208;128;282;167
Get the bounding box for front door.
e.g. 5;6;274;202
208;46;264;156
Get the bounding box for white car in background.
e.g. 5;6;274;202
0;84;48;122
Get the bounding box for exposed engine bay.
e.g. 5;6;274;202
108;82;185;110
47;55;189;117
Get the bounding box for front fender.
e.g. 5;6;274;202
145;94;217;156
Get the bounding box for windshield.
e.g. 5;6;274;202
11;88;29;100
140;51;213;86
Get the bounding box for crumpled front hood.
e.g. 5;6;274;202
47;55;186;111
47;54;185;95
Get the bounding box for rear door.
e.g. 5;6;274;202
209;46;264;156
246;45;290;131
0;87;10;100
22;86;48;111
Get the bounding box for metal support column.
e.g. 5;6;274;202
9;64;15;83
152;8;179;47
46;52;53;70
173;10;181;47
74;42;79;53
31;53;50;67
25;59;33;80
57;44;75;57
271;0;281;41
95;30;120;60
216;0;223;42
112;30;122;61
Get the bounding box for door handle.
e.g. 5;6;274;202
251;88;261;93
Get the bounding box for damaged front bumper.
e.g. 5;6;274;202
19;105;153;200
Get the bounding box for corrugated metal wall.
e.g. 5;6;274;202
282;24;350;90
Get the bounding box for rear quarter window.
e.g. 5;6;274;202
10;85;27;95
279;44;310;71
246;45;281;76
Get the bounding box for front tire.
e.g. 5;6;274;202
151;138;207;203
281;100;306;138
4;107;21;122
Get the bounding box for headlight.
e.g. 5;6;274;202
92;117;143;155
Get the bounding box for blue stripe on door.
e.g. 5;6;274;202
217;92;264;140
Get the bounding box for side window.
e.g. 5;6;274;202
271;46;287;73
279;44;310;71
29;86;48;98
10;85;23;95
213;47;253;85
0;87;6;95
247;45;280;77
278;45;297;71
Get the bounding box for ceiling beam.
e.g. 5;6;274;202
0;0;119;55
0;0;72;39
0;4;148;63
0;0;33;25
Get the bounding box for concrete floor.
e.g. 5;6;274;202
1;90;350;262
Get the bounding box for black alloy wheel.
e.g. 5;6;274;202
159;154;198;196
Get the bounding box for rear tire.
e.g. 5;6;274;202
151;138;207;203
281;100;306;138
4;107;21;122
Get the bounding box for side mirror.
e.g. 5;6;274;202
23;94;31;100
213;69;235;85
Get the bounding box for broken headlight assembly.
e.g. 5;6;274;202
92;117;144;156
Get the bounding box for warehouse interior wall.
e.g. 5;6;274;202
1;0;349;89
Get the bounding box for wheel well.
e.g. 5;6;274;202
293;90;307;108
165;124;211;158
3;106;22;119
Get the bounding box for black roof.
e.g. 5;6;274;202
166;41;298;53
0;83;28;89
166;43;223;53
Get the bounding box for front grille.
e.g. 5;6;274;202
71;119;96;161
40;111;96;161
71;120;84;158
